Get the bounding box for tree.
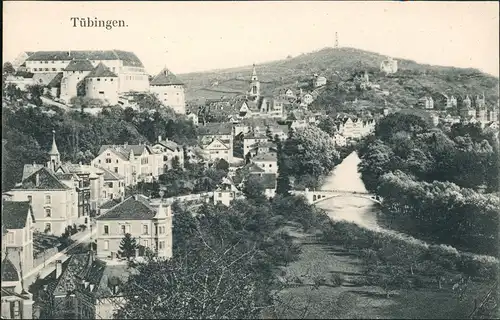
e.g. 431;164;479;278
119;233;138;260
317;116;338;136
242;175;266;202
26;84;44;106
114;244;267;320
215;158;229;172
3;62;15;75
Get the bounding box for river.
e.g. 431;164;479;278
317;151;498;261
317;151;383;231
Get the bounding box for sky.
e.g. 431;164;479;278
3;1;499;77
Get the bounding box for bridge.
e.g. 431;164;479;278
290;188;382;205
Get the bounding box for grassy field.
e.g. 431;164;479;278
269;225;490;319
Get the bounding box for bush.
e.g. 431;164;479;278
329;273;344;287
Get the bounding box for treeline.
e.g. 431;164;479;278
2;94;197;191
114;183;321;319
358;113;499;255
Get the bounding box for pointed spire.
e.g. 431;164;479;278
251;64;258;79
155;191;168;220
49;130;59;155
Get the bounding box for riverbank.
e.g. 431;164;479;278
271;223;493;319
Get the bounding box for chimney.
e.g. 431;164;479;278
55;260;62;278
35;173;40;187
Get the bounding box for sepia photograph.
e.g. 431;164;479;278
1;1;499;319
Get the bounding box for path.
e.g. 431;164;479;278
23;227;96;286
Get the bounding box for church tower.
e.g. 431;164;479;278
47;130;61;171
249;64;260;99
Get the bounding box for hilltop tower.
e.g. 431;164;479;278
47;130;61;171
249;64;260;99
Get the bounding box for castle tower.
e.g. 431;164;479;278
249;64;260;99
48;130;61;171
153;192;172;259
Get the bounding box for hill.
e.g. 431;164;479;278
178;47;499;111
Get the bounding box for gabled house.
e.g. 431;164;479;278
2;201;35;277
99;168;125;202
8;167;77;236
243;134;269;157
95;195;172;260
151;136;185;174
213;177;242;206
41;252;131;320
200;138;232;163
92;144;154;186
251;153;278;174
1;253;34;320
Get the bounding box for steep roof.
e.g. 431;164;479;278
2;201;35;229
156;139;181;151
22;164;45;181
13;71;34;79
98;144;152;160
100;167;125;181
247;163;266;173
26;50;144;67
1;258;19;282
64;59;94;72
252;152;278;162
47;72;64;88
198;122;233;136
86;63;118;78
100;199;121;210
150;68;184;86
52;253;101;296
96;195;156;220
15;167;70;190
32;73;59;86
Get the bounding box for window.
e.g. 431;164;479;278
104;240;109;250
110;78;114;82
45;195;52;205
103;225;109;235
97;78;101;81
52;68;56;71
98;159;101;164
45;223;51;233
269;164;272;167
7;232;14;244
218;193;222;197
121;225;126;234
114;167;119;173
99;91;105;94
159;241;165;249
116;159;119;163
106;158;112;163
45;208;52;217
108;182;114;188
126;225;131;233
143;240;148;247
143;225;148;234
45;68;49;71
27;195;32;203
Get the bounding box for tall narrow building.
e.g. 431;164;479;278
248;64;261;100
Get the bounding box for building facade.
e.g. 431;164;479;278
149;68;186;114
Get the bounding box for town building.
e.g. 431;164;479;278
149;68;186;114
8;166;78;236
1;251;34;320
380;57;398;74
267;124;289;141
99;168;125;203
251;153;278;174
151;136;185;173
4;71;35;91
198;123;234;163
11;51;34;70
95;195;172;260
186;112;199;126
59;59;94;103
213;177;242;206
24;50;149;92
42;252;130;320
200;138;232;163
313;75;327;88
332;133;347;147
92;144;155;187
243;134;269;157
2;201;35;277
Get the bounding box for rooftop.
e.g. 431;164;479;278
15;167;70;190
96;195;157;221
252;152;278;162
26;50;144;67
2;201;34;230
150;68;184;86
64;59;95;72
1;258;19;282
86;63;118;78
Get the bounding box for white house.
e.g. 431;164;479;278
149;68;186;114
251;153;278;174
213;177;242;206
314;75;327;88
